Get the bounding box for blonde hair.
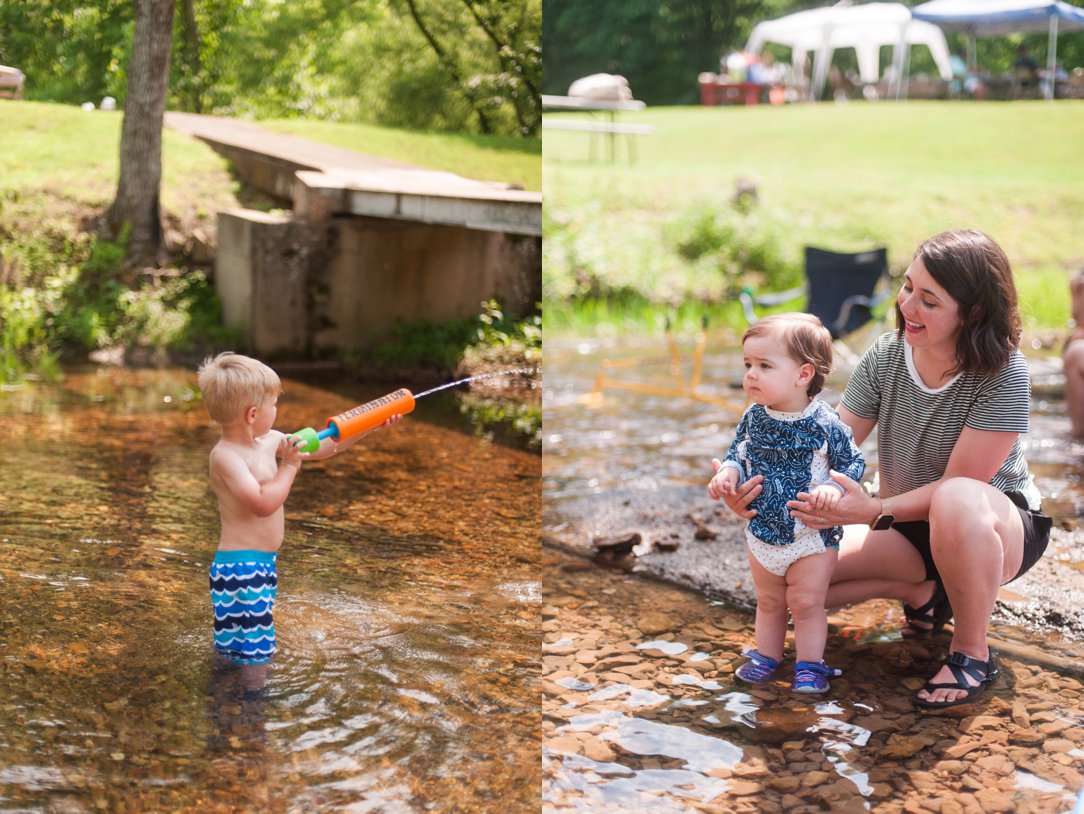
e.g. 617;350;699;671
197;352;281;425
743;312;833;397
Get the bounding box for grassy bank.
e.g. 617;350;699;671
261;119;541;192
543;101;1084;340
0;102;242;379
0;101;539;388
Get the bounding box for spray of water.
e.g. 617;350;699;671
414;368;538;399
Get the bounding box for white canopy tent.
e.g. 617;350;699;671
745;2;953;100
911;0;1084;99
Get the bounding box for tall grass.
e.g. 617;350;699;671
544;101;1084;338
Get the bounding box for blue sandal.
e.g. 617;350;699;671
914;651;999;709
735;648;782;683
792;660;843;694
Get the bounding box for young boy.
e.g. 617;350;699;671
197;352;399;665
707;313;864;693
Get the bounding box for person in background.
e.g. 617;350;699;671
1063;270;1084;438
1015;43;1040;92
949;50;988;100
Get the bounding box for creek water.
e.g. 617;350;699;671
542;335;1084;812
543;335;1084;576
0;366;540;813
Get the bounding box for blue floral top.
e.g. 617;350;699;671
721;399;865;547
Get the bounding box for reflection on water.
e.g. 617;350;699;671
542;545;1084;813
544;710;741;812
0;366;540;813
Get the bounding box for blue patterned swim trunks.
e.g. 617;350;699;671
209;549;278;665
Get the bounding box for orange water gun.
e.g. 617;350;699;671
290;389;415;453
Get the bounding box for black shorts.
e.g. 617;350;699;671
891;491;1052;584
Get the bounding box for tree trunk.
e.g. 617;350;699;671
402;0;494;134
105;0;177;268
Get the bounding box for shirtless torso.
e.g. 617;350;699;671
209;429;290;552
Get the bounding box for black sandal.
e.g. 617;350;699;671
902;582;953;636
913;651;999;709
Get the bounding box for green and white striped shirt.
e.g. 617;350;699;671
841;332;1040;511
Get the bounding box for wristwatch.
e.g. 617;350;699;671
870;500;895;530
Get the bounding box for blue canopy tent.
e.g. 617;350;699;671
911;0;1084;99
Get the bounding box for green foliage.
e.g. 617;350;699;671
0;201;237;382
325;0;540;135
476;300;540;353
365;299;542;450
462;300;542;369
543;0;765;105
0;285;60;384
665;205;800;298
542;0;1084;105
0;0;540;137
361;299;540;376
457;393;541;450
365;314;479;373
0;0;132;105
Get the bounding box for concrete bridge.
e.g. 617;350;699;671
165;113;541;358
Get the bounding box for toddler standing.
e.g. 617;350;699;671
708;314;864;693
197;352;399;665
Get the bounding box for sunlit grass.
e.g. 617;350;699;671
0;101;240;221
544;100;1084;336
260;118;541;191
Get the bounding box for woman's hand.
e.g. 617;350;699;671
788;470;874;529
710;458;761;520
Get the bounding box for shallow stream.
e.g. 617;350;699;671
0;366;540;813
542;334;1084;812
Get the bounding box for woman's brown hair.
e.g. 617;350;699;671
897;229;1022;377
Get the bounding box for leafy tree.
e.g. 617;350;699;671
542;0;1084;105
0;0;539;136
460;0;542;135
0;0;131;105
395;0;540;134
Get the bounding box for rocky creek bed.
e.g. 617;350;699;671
542;545;1084;813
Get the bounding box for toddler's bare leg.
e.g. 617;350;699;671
786;547;838;664
747;548;789;661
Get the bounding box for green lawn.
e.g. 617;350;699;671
0;100;541;383
1;101;244;222
544;101;1084;337
0;101;541;215
260;118;541;191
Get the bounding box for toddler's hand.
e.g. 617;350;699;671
280;434;304;467
707;458;739;501
808;484;841;511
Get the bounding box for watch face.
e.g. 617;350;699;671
872;515;894;531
